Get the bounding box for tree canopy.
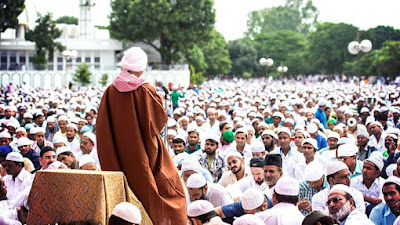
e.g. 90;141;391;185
0;0;25;32
55;16;78;25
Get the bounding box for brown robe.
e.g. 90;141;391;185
96;83;187;225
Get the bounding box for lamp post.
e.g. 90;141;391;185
61;50;78;71
348;35;372;95
259;57;274;78
277;62;288;76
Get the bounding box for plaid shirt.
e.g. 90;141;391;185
199;151;225;183
299;179;329;216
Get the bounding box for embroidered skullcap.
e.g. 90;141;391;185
187;173;207;188
187;200;214;217
275;176;299;196
241;188;265;210
6;152;24;163
17;137;33;147
251;141;265;153
120;47;148;72
337;144;358;157
112;202;142;224
78;155;96;168
326;161;348;176
305;161;324;181
233;215;264;225
302;138;318;150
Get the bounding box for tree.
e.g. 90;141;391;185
227;38;258;76
109;0;215;66
307;22;359;74
25;13;64;70
246;0;318;38
202;30;232;76
55;16;78;25
374;41;400;82
99;73;109;87
0;0;25;32
362;26;400;50
73;63;92;86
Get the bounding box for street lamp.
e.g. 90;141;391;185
61;50;78;71
348;38;372;94
277;63;288;76
259;57;274;77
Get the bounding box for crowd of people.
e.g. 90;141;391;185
0;75;400;224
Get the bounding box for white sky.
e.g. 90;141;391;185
27;0;400;41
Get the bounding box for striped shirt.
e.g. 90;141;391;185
298;179;328;215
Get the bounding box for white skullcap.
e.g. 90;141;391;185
58;115;68;122
235;127;248;137
180;159;203;174
333;125;344;133
261;130;278;140
233;215;264;225
386;164;397;177
278;127;291;137
35;127;46;134
172;152;189;167
337;137;352;145
46;116;57;123
360;107;370;114
112;202;142;224
29;127;38;134
67;123;78;131
47;161;66;170
53;136;68;145
6;152;24;162
23;112;33;119
167;118;177;127
337;143;358;157
272;112;285;121
284;118;295;125
251;141;265;153
120;47;148;72
275;176;299;196
16;127;27;133
302;138;318;150
236;121;246;128
258;122;268;128
83;132;96;144
241;188;264;210
187;200;214;217
326;161;348;176
328;132;340;140
167;129;177;137
384;176;400;188
56;146;72;156
305;161;324;181
365;156;384;171
17;137;33;147
225;151;244;161
0;132;11;139
330;184;353;198
7;121;20;129
306;123;318;134
78;155;96;168
187;173;207;188
204;135;219;144
295;130;310;138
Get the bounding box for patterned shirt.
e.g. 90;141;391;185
299;179;329;215
199;151;226;183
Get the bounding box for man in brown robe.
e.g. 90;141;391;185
96;47;186;225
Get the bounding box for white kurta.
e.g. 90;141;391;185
3;168;34;206
256;202;304;225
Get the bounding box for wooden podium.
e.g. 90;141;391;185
27;169;153;225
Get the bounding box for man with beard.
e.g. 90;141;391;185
65;124;80;154
327;185;373;224
263;154;283;199
218;152;251;187
45;116;58;142
186;173;233;208
369;176;400;225
185;129;201;155
367;121;386;152
261;130;279;154
199;136;225;182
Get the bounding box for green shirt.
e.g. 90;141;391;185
170;91;184;106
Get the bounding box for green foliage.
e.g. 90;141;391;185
374;41;400;80
246;0;318;38
55;16;78;25
362;26;400;50
26;13;64;69
189;65;206;85
202;30;232;76
109;0;215;65
99;73;109;87
227;38;258;76
32;53;47;70
95;25;108;30
307;22;359;74
0;0;25;32
243;72;252;79
73;63;92;86
185;45;208;73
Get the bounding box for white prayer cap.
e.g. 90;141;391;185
7;121;20;129
262;130;278;140
258;122;268;128
344;110;353;116
365;156;384;171
17;137;33;147
333;125;344;133
295;130;310;138
83;132;96;144
35;127;46;134
187;173;207;188
235;128;248;137
187;200;214;217
326;161;348;176
23;112;33;119
167;118;177;127
330;184;353;198
337;143;358;157
15;127;27;133
302;138;318;150
225;151;243;161
56;146;72;156
58;115;69;122
356;128;369;138
167;129;177;137
278;127;291;137
251;141;265;153
233;215;264;225
6;152;24;162
306;123;318;134
53;136;68;145
379;106;389;113
46;116;57;123
318;100;326;106
0;132;11;139
112;202;142;224
180;159;203;174
241;188;264;210
275;176;299;196
120;47;148;72
386;164;397;177
236;121;246;128
172;152;189;167
47;161;66;170
327;132;340;140
204;135;219;144
284;118;294;125
195;116;204;122
305;161;324;181
67;123;78;131
365;116;375;126
78;155;96;168
384;176;400;187
360;107;370;114
272;112;285;121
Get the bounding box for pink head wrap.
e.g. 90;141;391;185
120;47;148;72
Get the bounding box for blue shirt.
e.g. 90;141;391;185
185;144;201;154
350;160;363;179
23;149;41;170
221;202;246;218
315;134;328;150
315;108;327;129
369;203;396;225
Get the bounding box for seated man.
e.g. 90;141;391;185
187;200;226;225
218;152;250;187
109;202;142;225
337;143;363;179
186;173;233;208
78;155;99;171
56;146;79;169
39;146;57;170
17;137;40;170
199;135;226;183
